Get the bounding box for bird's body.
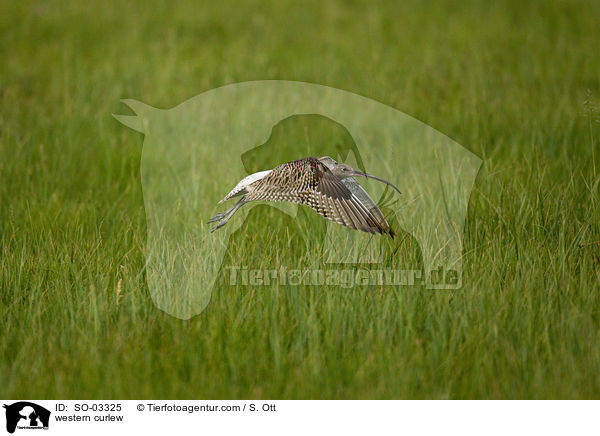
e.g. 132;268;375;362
208;156;401;237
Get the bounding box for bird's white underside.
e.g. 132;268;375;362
220;169;273;203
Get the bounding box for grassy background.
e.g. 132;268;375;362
1;0;599;398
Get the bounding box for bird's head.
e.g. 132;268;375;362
319;156;402;195
327;162;353;179
318;156;355;179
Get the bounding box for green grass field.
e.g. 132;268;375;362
1;0;599;398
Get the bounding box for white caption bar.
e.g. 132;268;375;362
1;400;598;435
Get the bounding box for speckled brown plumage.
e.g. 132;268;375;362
210;156;395;237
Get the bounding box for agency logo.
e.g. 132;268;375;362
114;80;481;319
3;402;50;433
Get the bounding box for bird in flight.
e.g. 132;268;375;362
208;156;401;237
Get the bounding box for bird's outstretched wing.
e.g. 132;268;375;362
245;157;394;236
340;176;391;232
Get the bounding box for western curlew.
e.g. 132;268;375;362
208;156;401;237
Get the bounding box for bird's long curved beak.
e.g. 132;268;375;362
351;171;402;195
